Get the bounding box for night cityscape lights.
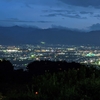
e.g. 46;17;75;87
0;44;100;70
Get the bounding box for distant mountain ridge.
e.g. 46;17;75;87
0;26;100;45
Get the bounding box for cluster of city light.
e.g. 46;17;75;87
3;49;22;53
1;44;100;69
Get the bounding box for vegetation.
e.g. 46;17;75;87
0;60;100;100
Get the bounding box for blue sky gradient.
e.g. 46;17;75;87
0;0;100;30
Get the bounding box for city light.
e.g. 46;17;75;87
35;92;39;95
0;44;100;70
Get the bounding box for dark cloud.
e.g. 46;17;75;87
44;13;87;19
42;10;49;13
51;24;81;31
65;14;87;19
0;19;35;23
88;23;100;31
25;3;32;8
0;18;52;23
4;0;100;8
80;11;93;15
42;10;75;14
44;14;57;17
37;21;52;23
51;24;70;29
59;0;100;7
94;14;100;17
3;0;58;7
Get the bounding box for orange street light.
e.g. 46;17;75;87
35;92;39;95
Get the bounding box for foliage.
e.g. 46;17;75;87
0;60;100;100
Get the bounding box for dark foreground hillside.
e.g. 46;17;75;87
0;60;100;100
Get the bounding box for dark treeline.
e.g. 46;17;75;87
27;60;81;75
0;59;100;100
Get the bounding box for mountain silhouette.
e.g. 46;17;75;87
0;26;100;45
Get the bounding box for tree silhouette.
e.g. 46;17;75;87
0;59;14;72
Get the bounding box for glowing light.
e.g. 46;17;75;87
41;42;45;44
86;52;95;57
98;61;100;65
31;54;35;58
35;92;38;95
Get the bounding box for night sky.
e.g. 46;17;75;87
0;0;100;30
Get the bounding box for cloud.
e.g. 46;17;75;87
59;0;100;8
93;14;100;20
38;21;52;23
88;23;100;31
4;0;100;8
51;24;82;31
0;19;35;23
25;3;33;8
3;0;59;7
65;14;87;19
44;13;87;19
43;9;74;13
80;11;93;15
0;18;53;27
0;18;52;23
51;24;70;29
94;14;100;17
44;14;57;17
